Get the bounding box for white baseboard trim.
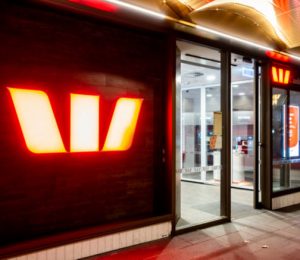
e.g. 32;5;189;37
272;191;300;209
7;221;172;260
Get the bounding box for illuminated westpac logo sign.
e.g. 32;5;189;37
8;88;143;154
271;66;291;85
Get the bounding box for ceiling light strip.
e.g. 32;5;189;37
101;0;300;61
287;54;300;61
105;0;166;19
194;24;272;51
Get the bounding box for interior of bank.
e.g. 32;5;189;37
176;41;256;229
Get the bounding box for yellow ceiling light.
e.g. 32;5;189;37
183;0;288;45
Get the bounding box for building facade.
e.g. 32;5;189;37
1;1;300;259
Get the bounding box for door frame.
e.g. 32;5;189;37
221;50;231;219
254;61;263;208
171;37;273;234
172;42;231;234
229;56;261;210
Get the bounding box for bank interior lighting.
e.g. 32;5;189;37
206;75;216;81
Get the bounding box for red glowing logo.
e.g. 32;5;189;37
271;66;291;85
8;88;143;154
69;0;118;13
266;51;290;63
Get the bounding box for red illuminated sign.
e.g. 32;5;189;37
266;51;290;62
69;0;118;12
283;105;299;157
102;98;143;151
8;88;143;154
70;94;100;152
271;66;291;85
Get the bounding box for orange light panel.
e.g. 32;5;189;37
70;94;100;152
272;66;278;82
69;0;117;12
8;88;66;153
284;70;291;84
266;51;290;62
102;98;143;151
279;68;284;83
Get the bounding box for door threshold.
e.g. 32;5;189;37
174;217;230;235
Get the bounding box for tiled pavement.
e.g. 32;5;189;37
88;204;300;260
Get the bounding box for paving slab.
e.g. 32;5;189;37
84;204;300;260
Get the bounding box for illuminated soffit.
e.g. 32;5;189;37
63;0;300;58
175;0;300;50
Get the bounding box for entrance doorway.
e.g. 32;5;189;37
230;53;258;219
175;41;224;230
175;41;261;231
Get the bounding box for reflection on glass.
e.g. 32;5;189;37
231;54;255;189
272;89;300;191
176;41;222;229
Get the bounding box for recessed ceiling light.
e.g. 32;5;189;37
238;92;245;96
206;75;216;81
238;116;250;120
232;84;239;88
206;94;212;97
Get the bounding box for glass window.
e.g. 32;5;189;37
231;54;255;189
272;88;300;191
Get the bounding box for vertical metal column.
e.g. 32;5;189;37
201;86;207;181
260;62;272;209
280;91;290;188
254;61;261;208
220;50;231;218
174;45;182;228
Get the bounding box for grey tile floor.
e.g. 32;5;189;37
177;181;258;228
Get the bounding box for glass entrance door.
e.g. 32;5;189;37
176;41;224;229
231;54;256;190
175;43;262;230
230;53;260;217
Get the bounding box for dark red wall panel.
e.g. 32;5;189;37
0;2;168;247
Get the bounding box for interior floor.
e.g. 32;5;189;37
182;171;254;189
177;181;257;229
